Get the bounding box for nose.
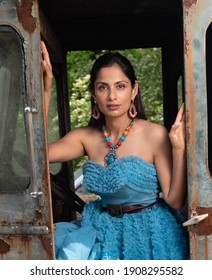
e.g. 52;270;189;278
108;87;117;100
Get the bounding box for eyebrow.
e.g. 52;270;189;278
95;80;129;85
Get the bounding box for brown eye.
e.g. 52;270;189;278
117;83;126;89
96;84;108;91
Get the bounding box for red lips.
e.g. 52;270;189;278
106;104;120;110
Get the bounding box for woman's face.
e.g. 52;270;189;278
93;64;137;118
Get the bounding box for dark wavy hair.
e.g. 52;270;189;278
88;52;147;128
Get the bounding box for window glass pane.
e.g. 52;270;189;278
48;77;61;174
0;26;29;192
0;66;10;152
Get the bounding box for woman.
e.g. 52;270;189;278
41;41;189;260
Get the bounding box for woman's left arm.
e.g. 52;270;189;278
155;103;187;209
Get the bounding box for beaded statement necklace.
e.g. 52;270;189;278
102;120;134;166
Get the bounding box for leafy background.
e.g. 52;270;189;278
49;48;163;171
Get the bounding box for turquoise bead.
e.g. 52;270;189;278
120;135;126;142
105;136;110;142
107;154;115;165
111;145;117;149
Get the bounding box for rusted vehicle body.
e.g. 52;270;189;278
0;0;211;259
183;0;212;259
0;0;55;259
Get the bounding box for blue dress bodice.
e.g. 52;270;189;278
83;156;161;206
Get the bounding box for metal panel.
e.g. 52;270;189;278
183;0;212;259
0;0;54;259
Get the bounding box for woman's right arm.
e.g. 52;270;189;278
48;128;86;163
41;41;85;163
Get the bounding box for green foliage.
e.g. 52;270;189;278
48;79;62;174
67;48;163;170
118;48;163;123
69;74;91;128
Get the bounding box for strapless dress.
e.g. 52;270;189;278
54;156;189;260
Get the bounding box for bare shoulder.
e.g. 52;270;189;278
66;125;99;137
135;119;170;147
137;118;168;135
69;126;102;156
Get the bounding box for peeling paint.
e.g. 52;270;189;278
16;0;36;33
184;0;197;9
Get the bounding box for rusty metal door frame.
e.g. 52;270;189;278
183;0;212;259
0;0;55;259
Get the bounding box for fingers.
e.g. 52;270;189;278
41;41;51;64
171;122;180;130
169;103;186;151
41;41;52;74
169;120;185;149
40;41;53;92
174;103;185;124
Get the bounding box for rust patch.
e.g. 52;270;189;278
17;0;36;33
40;236;53;257
35;210;42;220
184;0;197;9
190;207;212;236
30;210;43;224
21;235;32;260
21;235;32;242
204;236;209;259
186;128;191;145
186;107;191;144
184;37;190;57
190;232;199;259
0;238;10;254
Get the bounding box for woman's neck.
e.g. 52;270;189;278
104;115;133;140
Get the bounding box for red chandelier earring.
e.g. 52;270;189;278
128;99;137;118
92;101;100;120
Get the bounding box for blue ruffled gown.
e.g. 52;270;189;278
54;156;189;260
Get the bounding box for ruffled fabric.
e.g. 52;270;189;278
54;156;189;260
83;156;160;193
79;200;189;260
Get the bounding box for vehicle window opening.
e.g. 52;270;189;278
0;26;29;192
48;77;62;175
